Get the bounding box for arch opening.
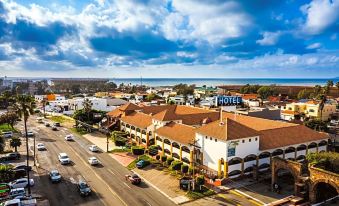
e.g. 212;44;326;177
314;182;338;203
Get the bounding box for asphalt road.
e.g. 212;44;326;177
19;117;176;206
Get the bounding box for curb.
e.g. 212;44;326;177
132;170;187;205
232;189;265;206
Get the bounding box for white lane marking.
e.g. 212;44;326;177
66;143;128;206
108;169;115;175
123;182;131;189
144;200;152;206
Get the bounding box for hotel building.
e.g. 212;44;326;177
108;103;329;179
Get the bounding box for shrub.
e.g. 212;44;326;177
181;164;189;174
166;157;174;166
131;146;145;155
161;155;167;162
148;145;159;156
156;155;160;161
196;175;205;186
115;138;127;147
188;166;194;175
171;160;183;171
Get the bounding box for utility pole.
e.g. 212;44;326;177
189;139;201;191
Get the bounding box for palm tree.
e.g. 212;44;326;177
82;98;92;122
327;80;334;88
15;95;35;195
41;98;47;118
10;137;21;152
318;94;327;122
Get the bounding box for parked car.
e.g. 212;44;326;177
4;152;21;161
136;160;150;169
125;174;141;185
44;122;50;127
1;131;13;138
51;125;58;131
2;198;37;206
0;183;10;199
179;177;192;190
9;188;26;199
77;180;91;197
88;157;99;166
13;165;32;171
64;135;74;141
36;143;46;151
8;178;34;189
49;170;61;183
58;153;70;165
12;169;27;179
88;145;99;152
53;122;61;127
36;118;43;123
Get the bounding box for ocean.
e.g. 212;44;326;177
110;78;338;87
4;77;338;87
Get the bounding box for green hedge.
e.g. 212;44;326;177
131;146;145;155
181;164;189;174
196;175;205;186
161;155;167;162
170;160;183;171
166;157;174;165
148;145;159;156
156;155;160;160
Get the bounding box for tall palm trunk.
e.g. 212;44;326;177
24;118;31;195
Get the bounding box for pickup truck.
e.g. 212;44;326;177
1;198;37;206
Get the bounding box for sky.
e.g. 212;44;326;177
0;0;338;78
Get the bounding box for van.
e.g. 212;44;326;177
2;131;13;138
9;188;26;198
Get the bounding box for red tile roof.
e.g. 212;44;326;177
120;112;152;129
156;122;196;145
196;118;259;141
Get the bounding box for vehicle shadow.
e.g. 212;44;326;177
137;182;149;188
92;164;104;168
63;162;76;167
39;138;56;142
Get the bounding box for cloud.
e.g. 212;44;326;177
306;42;321;49
302;0;339;35
256;31;282;46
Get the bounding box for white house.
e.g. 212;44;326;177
169;95;195;105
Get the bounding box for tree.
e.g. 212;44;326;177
318;94;327;121
9;137;21;152
297;89;312;100
82;98;92;121
336;82;339;97
15;95;35;195
0;135;4;153
146;93;159;101
1;112;18;129
257;86;276;99
327;80;334;88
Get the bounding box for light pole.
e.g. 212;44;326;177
189;139;201;191
33;134;36;166
106;130;110;152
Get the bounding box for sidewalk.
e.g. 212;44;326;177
82;132;115;151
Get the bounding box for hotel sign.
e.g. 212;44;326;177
216;96;242;106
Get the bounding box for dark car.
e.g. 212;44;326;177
179;177;192;190
13;165;32;171
49;170;61;183
77;181;91;197
136;160;150;169
12;169;27;179
125;174;141;185
5;153;21;161
53;122;61;127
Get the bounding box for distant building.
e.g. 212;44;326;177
169;95;195;105
282;100;337;121
194;86;217;98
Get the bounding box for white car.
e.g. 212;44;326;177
88;157;99;166
37;143;46;151
58;153;70;165
2;131;13;138
88;145;99;152
65;134;74;141
9;178;34;189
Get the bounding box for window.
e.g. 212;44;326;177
249;139;251;142
210;137;212;140
255;137;258;141
205;136;208;139
215;139;217;142
242;140;245;143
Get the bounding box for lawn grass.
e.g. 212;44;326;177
127;154;156;170
70;127;88;135
0;124;17;133
186;186;216;200
48;115;74;124
110;148;131;153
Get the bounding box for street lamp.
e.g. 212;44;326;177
106;130;110;152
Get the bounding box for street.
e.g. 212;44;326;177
18;116;176;206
